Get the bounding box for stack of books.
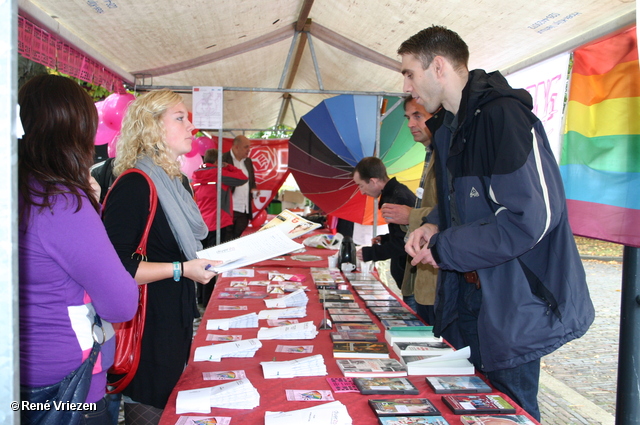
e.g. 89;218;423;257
257;321;318;340
384;326;442;345
265;401;352;425
206;312;259;330
260;354;327;379
176;378;260;413
193;339;262;362
401;346;475;376
392;341;454;358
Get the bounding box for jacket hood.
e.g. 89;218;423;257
465;69;533;115
192;163;218;184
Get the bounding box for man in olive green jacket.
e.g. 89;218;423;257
381;97;438;324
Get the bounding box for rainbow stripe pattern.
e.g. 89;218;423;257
560;26;640;247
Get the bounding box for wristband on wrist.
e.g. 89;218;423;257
172;261;181;282
181;262;184;279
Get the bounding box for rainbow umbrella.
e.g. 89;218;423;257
289;95;425;225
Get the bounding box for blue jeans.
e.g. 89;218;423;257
457;280;541;421
403;295;418;313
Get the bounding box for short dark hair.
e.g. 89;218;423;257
18;74;100;224
398;25;469;71
354;157;388;183
204;148;219;164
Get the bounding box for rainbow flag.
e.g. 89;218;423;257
561;26;640;247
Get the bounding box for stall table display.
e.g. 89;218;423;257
159;242;538;425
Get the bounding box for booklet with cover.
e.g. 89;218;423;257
368;398;440;417
258;209;321;239
378;416;450;425
197;227;304;273
332;341;390;358
425;376;492;393
441;394;516;414
353;377;419;395
336;358;407;377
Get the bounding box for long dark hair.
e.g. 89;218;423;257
18;74;100;225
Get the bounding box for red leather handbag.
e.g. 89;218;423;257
102;168;157;394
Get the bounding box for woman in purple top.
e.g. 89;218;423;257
18;75;138;425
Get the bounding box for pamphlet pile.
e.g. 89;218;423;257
206;312;259;330
260;354;328;379
175;378;260;413
264;288;308;308
194;339;262;362
257;321;318;340
264;401;352;425
258;306;307;319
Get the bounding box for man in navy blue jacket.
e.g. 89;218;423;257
353;157;416;294
399;26;594;421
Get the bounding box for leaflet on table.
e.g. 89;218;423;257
264;401;352;425
174;416;231;425
194;338;262;362
263;289;309;308
206;312;259;330
260;354;327;379
258;306;307;319
197;227;304;273
258;209;321;239
176;378;260;414
257;321;318;340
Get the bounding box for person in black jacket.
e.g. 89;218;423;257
353;157;416;295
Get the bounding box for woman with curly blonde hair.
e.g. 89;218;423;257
103;89;218;424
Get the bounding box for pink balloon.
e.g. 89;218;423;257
102;93;136;131
196;136;214;156
184;136;199;158
179;154;203;178
107;133;119;158
95;121;118;146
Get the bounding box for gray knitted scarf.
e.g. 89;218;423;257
135;156;207;260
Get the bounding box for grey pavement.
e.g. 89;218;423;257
538;259;622;425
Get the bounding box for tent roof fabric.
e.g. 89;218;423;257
19;0;636;132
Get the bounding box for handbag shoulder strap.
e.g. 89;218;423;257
102;168;158;260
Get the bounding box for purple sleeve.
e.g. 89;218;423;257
38;194;138;322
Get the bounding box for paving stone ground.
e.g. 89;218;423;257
538;259;622;425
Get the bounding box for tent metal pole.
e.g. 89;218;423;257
135;85;405;97
278;31;300;89
215;129;223;246
306;33;324;90
372;94;383;238
615;246;640;425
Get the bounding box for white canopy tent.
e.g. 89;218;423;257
2;1;639;424
18;0;636;132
